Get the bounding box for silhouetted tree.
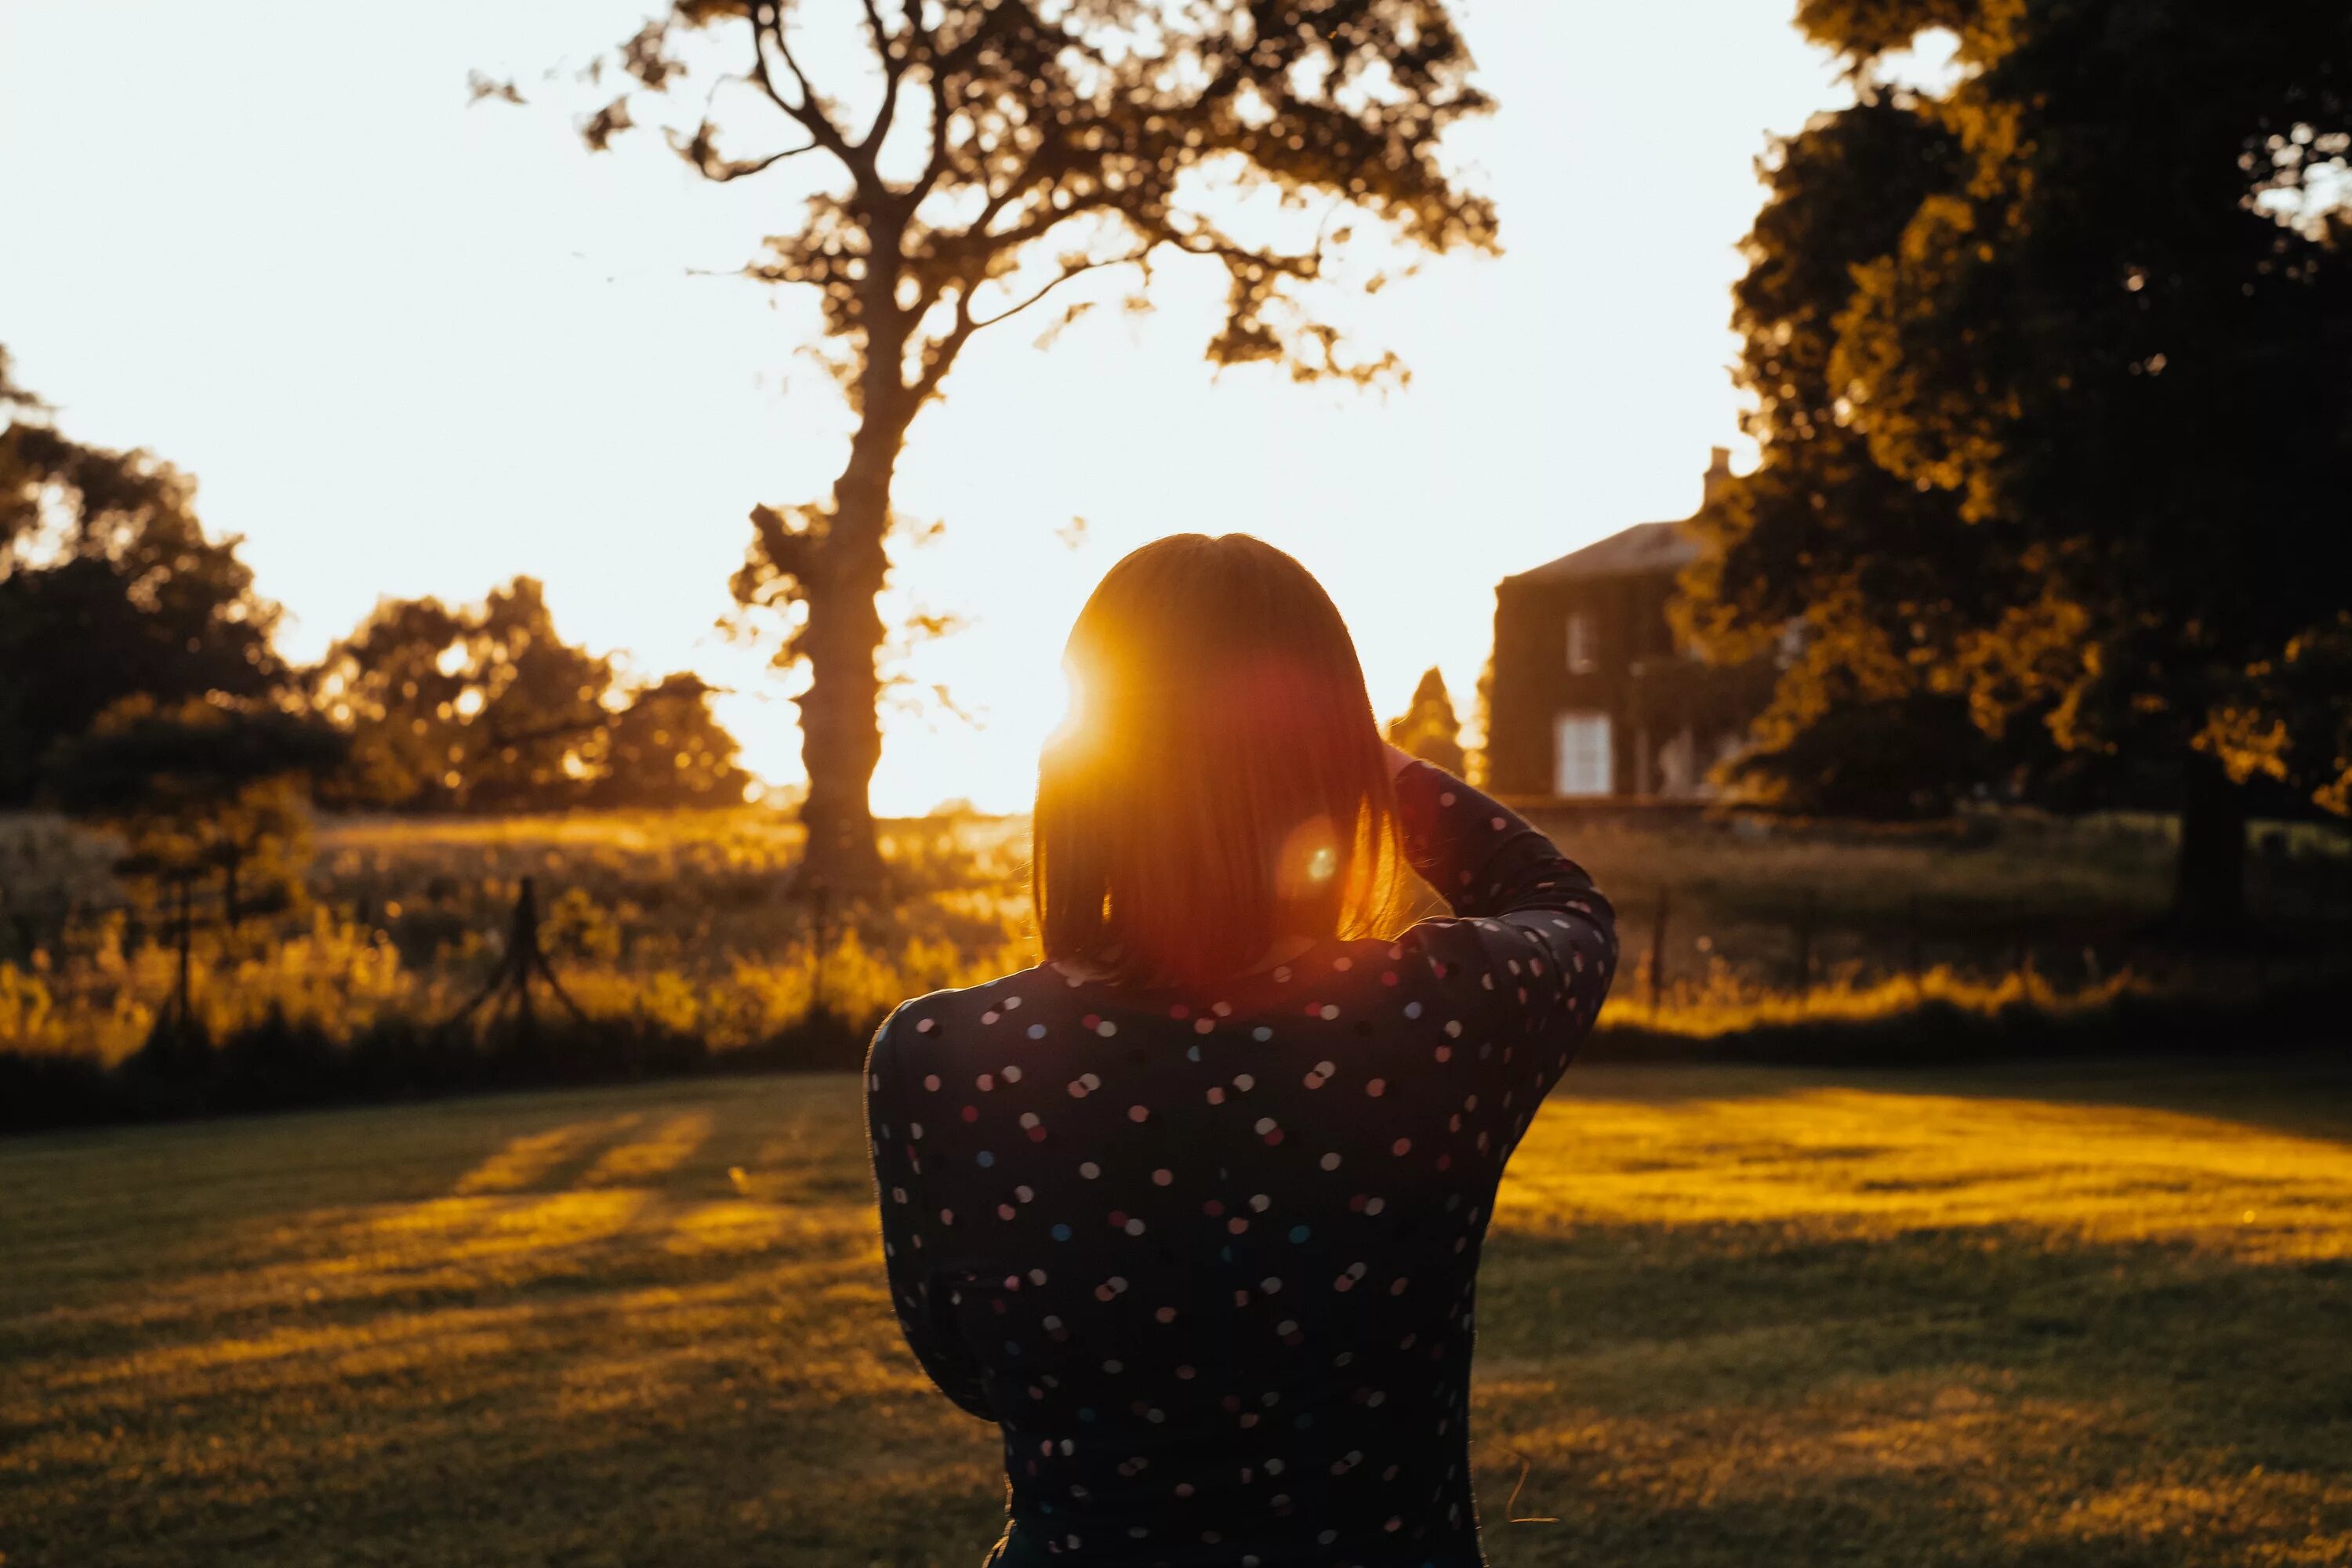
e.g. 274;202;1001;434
46;696;347;927
1677;103;1988;818
312;579;750;811
1468;655;1493;786
1684;2;2352;927
0;348;285;804
1385;666;1465;777
313;579;615;811
587;672;752;807
511;0;1500;888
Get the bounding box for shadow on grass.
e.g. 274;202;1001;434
4;1072;2350;1566
1472;1218;2352;1566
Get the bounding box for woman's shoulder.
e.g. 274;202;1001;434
868;964;1071;1076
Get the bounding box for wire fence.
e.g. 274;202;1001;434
8;861;2347;1057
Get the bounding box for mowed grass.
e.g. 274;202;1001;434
5;1060;2351;1567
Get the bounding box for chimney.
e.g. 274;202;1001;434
1701;445;1733;509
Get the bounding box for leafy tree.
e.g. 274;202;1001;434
1679;101;2031;821
587;672;753;808
1686;2;2352;926
508;0;1500;888
313;578;615;811
1725;683;2001;820
312;579;750;811
1468;655;1493;786
1385;665;1465;776
0;348;285;804
45;696;347;928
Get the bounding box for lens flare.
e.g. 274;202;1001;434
1274;815;1345;906
1044;663;1087;753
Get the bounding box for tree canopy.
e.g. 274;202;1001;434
506;0;1500;887
312;578;748;812
45;695;347;924
1685;0;2352;915
0;348;286;805
1385;665;1465;776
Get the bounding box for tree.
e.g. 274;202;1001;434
587;672;753;808
312;579;750;811
46;695;347;930
1686;2;2352;927
515;0;1499;889
0;347;285;804
1385;666;1465;776
313;578;615;811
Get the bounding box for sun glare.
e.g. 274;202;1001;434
1044;664;1087;755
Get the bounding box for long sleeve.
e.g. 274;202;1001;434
864;1007;998;1422
1394;759;1608;929
1388;760;1618;1139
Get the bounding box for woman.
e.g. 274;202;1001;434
866;534;1617;1565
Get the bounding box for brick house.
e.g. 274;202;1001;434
1484;449;1778;800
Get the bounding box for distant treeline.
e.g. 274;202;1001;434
0;346;748;820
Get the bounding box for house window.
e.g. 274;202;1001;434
1566;611;1598;674
1659;726;1699;797
1553;712;1613;797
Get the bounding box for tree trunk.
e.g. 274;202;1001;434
2172;748;2249;935
794;419;902;896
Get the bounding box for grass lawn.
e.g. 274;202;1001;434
4;1059;2350;1566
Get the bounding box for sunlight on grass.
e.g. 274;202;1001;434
1500;1078;2352;1261
3;1062;2348;1565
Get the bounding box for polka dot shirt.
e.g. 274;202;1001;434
865;761;1618;1566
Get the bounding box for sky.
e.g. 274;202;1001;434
0;1;1870;815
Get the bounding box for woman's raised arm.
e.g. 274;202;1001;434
1386;754;1618;1128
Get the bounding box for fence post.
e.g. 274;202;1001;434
809;880;833;1015
514;877;539;1049
173;873;194;1033
1648;887;1669;1018
1793;891;1816;1000
438;875;586;1041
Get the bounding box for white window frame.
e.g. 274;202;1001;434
1553;711;1613;798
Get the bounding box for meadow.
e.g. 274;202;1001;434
4;1057;2350;1566
5;802;2347;1082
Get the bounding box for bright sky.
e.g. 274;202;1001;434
0;1;1865;815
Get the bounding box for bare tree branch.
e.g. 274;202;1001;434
858;0;909;154
967;254;1137;332
909;284;982;406
675;125;823;182
747;2;855;168
908;251;1138;406
906;16;998;205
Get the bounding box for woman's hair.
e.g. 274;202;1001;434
1033;532;1405;990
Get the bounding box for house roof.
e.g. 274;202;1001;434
1502;520;1699;587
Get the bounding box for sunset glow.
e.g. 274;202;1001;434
0;1;1861;812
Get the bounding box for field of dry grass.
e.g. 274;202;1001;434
6;804;2346;1075
5;1058;2349;1566
0;810;1033;1066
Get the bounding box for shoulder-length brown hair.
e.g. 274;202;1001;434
1033;533;1404;990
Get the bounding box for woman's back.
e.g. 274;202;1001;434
867;760;1617;1565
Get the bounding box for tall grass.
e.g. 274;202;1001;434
2;804;2345;1130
